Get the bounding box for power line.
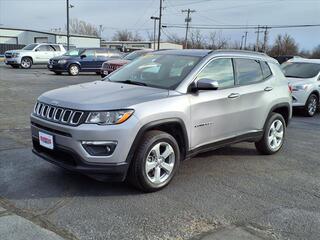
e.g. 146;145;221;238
162;24;320;30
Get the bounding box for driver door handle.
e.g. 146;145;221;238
228;93;240;99
264;86;273;92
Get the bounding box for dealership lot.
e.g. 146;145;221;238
1;64;320;240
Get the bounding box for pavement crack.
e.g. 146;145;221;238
0;197;79;240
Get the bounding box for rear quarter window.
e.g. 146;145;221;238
260;61;272;79
51;45;61;51
235;59;264;85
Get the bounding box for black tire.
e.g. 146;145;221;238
11;65;20;69
128;130;180;192
303;94;318;117
255;113;286;155
68;64;80;76
54;71;62;75
20;57;32;69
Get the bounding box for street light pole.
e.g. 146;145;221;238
151;16;159;50
66;0;70;50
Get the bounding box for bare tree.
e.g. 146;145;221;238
190;30;205;49
310;45;320;59
67;18;99;37
207;32;228;50
268;34;299;56
112;30;143;41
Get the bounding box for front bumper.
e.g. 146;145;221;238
47;63;68;72
5;57;21;65
31;114;140;180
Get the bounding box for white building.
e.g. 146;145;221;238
101;40;183;51
0;27;101;48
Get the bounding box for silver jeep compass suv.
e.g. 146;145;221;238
31;50;292;192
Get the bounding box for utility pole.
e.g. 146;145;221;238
262;25;269;53
151;16;160;50
182;8;196;49
157;0;163;50
66;0;74;50
66;0;70;50
240;35;245;50
255;25;264;52
244;31;248;50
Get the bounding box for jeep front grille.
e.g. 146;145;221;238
33;102;84;126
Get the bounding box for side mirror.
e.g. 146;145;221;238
193;78;219;91
80;54;86;59
35;48;39;52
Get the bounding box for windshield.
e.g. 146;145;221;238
22;44;38;50
281;62;320;78
63;48;84;56
124;51;148;61
107;54;201;90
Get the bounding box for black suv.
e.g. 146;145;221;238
48;48;122;76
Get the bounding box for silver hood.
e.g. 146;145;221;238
38;81;170;110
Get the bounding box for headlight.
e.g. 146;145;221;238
58;59;67;64
86;110;134;125
12;53;20;58
292;84;311;91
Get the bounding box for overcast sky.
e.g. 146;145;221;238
0;0;319;50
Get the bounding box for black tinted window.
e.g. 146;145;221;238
235;59;263;85
260;61;272;79
196;58;235;89
281;62;320;78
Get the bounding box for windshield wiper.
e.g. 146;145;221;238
116;80;148;86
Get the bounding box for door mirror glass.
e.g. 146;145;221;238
80;54;87;59
196;78;219;90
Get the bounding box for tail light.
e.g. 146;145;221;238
288;84;293;93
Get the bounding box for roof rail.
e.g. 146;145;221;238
210;49;268;57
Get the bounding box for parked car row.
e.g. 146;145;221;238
4;45;320;118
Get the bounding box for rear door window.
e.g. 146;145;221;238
82;49;96;58
235;59;264;85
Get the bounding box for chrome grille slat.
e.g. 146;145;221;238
33;102;84;126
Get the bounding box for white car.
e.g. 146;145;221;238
282;58;320;117
4;43;66;69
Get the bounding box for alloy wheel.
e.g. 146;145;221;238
308;96;317;116
21;58;31;68
145;142;175;185
69;65;79;75
268;119;284;151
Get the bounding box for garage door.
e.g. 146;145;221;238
34;37;48;43
0;36;18;44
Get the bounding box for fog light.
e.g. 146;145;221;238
82;141;117;156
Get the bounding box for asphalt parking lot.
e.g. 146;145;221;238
1;64;320;240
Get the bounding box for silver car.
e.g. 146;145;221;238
31;50;292;192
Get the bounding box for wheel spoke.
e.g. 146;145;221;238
275;131;283;139
146;161;157;173
161;146;173;160
154;166;161;183
161;162;173;173
153;143;161;158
